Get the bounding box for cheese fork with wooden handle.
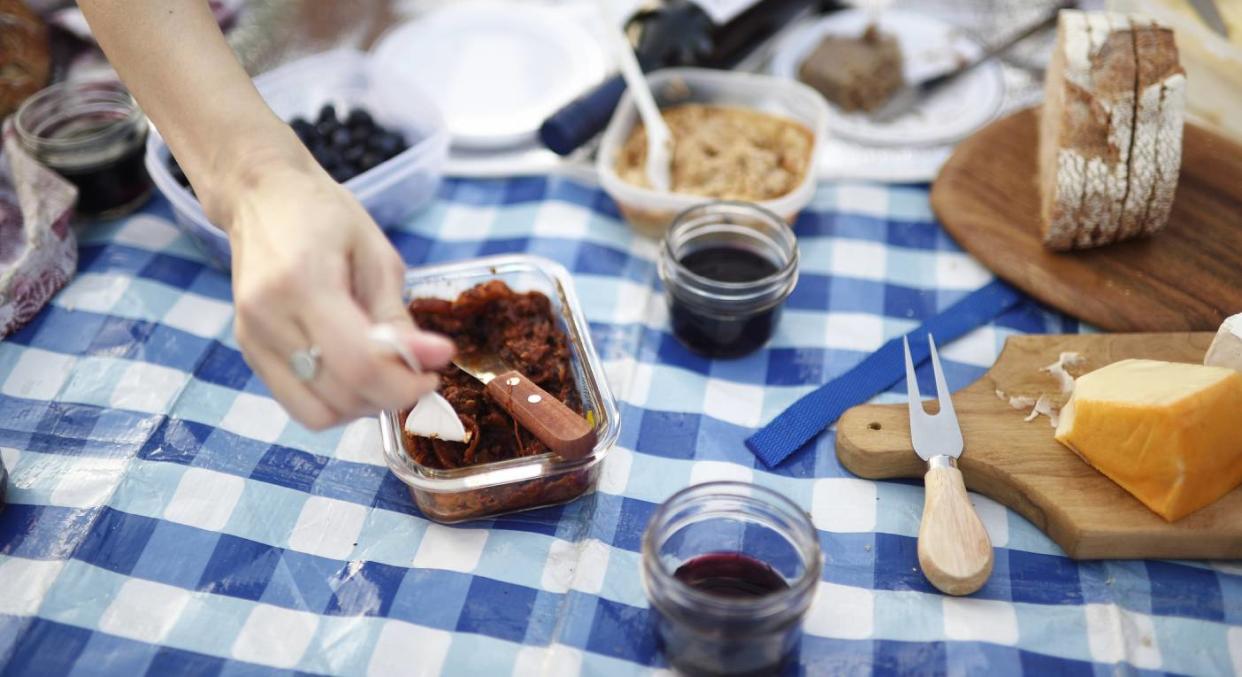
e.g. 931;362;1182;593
903;334;993;596
453;352;597;461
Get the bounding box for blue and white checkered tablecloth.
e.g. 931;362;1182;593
0;176;1239;676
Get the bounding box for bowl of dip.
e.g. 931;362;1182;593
597;68;829;238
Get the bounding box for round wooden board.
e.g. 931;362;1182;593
930;107;1242;332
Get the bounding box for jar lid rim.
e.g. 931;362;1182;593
15;80;144;151
662;201;800;293
641;481;824;616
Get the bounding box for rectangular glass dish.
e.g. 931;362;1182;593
378;254;620;523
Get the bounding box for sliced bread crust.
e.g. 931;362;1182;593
1039;11;1089;251
1126;19;1184;239
1039;10;1137;251
1073;12;1135;249
1141;24;1185;236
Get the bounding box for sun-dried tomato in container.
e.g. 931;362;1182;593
378;255;619;524
399;280;582;469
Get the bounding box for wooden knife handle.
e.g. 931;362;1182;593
485;370;597;461
917;457;994;596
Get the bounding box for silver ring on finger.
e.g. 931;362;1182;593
289;346;322;382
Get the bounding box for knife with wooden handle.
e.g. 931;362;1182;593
454;352;597;461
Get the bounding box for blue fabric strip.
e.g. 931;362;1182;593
745;280;1026;467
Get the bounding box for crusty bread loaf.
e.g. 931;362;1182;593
1039;10;1184;251
1121;18;1185;240
1078;13;1136;248
1120;18;1161;241
1136;20;1185;236
1039;12;1087;251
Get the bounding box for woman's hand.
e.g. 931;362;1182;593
77;0;454;429
213;144;455;430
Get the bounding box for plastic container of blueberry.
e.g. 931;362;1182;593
144;49;450;269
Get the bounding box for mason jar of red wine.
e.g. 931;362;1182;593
15;80;152;219
641;481;822;675
659;202;799;358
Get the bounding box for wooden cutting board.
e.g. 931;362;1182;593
930;107;1242;332
835;332;1242;560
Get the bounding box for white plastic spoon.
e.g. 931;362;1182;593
606;6;671;191
368;324;469;444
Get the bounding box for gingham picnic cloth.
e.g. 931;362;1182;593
0;176;1239;676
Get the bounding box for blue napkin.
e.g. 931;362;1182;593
745;280;1026;467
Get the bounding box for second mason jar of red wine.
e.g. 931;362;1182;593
15;80;152;219
659;202;799;358
642;482;822;675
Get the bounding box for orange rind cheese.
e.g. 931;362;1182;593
1054;359;1242;521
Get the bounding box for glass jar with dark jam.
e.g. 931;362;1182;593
642;482;822;676
15;80;152;219
659;202;799;359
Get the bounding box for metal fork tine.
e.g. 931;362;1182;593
903;336;923;422
927;334;958;422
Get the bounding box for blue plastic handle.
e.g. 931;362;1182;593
539;74;627;156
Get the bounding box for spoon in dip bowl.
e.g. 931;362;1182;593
368;324;469;444
609;8;672;191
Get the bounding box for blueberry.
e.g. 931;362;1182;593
315;147;343;171
330;126;352;148
314;118;340;138
290;118;314;143
346;108;373;130
371;132;405;158
350;125;374;146
329;165;353;183
342;144;366;166
317;104;338;125
362;151;387;172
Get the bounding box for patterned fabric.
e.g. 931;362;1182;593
0;177;1238;676
0;119;78;340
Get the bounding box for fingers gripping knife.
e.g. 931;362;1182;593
903;335;994;595
453;352;597;461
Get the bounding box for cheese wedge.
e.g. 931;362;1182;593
1054;359;1242;521
1205;313;1242;373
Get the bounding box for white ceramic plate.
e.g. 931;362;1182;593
769;9;1005;147
372;1;607;150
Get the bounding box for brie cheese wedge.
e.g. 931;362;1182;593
1205;313;1242;373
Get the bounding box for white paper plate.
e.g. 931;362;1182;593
769;9;1005;147
372;1;607;150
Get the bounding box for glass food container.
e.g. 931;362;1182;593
642;482;822;676
378;254;620;524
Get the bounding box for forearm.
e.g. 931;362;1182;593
77;0;314;229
